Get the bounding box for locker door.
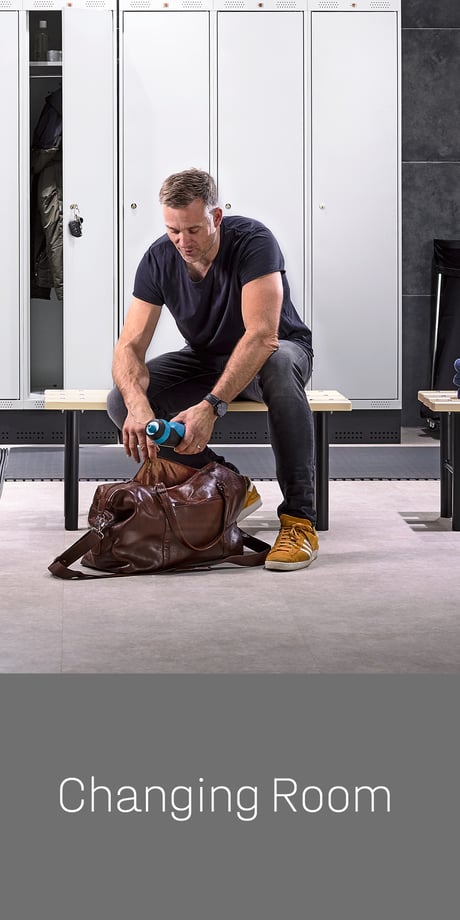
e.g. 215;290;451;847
62;8;116;388
0;13;20;399
122;12;210;357
217;12;305;320
311;12;400;403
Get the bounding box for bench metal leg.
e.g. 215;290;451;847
440;414;452;519
64;410;80;530
453;414;460;531
315;411;329;532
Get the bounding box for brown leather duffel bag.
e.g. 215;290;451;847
48;458;269;580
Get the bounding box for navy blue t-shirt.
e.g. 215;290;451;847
133;215;312;357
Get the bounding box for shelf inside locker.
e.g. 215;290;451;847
29;62;62;77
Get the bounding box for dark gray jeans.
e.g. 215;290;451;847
107;340;315;523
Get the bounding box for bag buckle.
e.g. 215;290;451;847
92;513;108;538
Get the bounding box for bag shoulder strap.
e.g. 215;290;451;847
48;529;271;580
216;531;270;568
48;530;116;580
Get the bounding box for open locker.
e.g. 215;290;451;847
0;0;117;410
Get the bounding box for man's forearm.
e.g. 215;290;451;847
112;345;152;413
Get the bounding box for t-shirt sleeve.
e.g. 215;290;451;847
237;227;285;287
132;249;164;305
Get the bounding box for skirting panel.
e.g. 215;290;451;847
0;409;402;445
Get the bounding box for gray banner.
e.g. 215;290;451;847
0;675;458;918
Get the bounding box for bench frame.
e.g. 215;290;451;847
418;390;460;530
45;389;352;532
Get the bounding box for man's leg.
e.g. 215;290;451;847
242;340;315;523
241;341;318;570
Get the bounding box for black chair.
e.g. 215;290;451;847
431;239;460;388
423;240;460;427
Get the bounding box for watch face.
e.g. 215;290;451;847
216;401;227;417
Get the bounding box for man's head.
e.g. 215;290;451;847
159;168;218;211
159;168;222;267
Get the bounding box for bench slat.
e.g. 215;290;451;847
45;388;352;413
418;390;460;412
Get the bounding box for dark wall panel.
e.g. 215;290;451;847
402;294;432;426
402;29;460;162
401;0;460;425
402;0;460;29
402;163;460;295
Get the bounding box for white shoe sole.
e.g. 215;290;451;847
237;494;263;523
264;550;318;571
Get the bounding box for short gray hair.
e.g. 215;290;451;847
159;168;218;210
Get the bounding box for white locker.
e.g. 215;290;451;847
309;7;401;406
121;8;211;357
62;7;116;388
0;11;20;401
216;10;305;320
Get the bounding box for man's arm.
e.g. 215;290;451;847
112;296;162;461
173;272;282;454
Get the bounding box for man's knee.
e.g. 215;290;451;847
260;342;310;389
106;387;127;429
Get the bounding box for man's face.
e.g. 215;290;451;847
163;199;221;264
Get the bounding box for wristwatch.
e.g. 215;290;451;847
203;393;228;417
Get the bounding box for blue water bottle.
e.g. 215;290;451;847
453;359;460;398
145;418;185;447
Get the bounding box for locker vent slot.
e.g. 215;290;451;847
128;0;152;7
276;0;298;7
0;401;15;409
32;0;57;7
85;0;107;6
212;430;268;442
181;0;203;6
223;0;245;6
318;1;339;8
370;400;395;409
370;1;391;7
332;430;400;442
0;1;14;8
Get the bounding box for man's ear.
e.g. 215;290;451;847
212;207;223;228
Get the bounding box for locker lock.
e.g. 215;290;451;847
69;204;83;238
319;203;326;210
131;203;137;209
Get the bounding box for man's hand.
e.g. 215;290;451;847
171;401;215;455
123;406;159;463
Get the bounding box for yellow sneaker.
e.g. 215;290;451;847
265;513;319;571
237;478;263;522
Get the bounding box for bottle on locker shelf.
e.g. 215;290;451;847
33;21;48;62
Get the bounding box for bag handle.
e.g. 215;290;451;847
154;481;232;552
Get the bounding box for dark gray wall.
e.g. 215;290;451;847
402;0;460;424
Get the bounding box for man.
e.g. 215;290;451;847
107;168;318;571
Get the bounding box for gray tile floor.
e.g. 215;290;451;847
1;471;459;673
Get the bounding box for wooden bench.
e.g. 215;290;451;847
418;390;460;530
45;388;352;532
